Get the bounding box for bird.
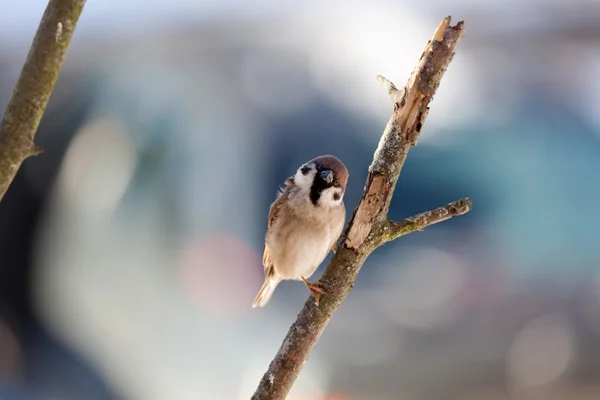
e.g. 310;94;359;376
252;155;349;308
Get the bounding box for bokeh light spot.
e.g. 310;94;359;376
508;313;575;387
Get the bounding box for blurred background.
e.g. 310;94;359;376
1;0;600;399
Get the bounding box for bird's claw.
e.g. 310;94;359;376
301;277;326;306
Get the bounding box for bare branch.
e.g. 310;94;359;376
379;198;472;244
252;16;467;400
0;0;86;202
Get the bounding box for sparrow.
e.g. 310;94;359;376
252;155;349;308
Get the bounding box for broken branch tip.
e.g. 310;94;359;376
377;74;397;94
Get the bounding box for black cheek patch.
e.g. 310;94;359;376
300;166;311;175
333;192;341;201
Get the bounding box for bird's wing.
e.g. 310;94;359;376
267;189;289;229
262;244;274;277
262;190;290;276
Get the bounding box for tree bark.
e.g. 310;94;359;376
252;16;467;400
0;0;86;202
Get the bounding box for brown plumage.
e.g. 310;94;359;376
252;155;349;308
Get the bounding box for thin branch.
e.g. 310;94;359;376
380;198;472;244
252;16;467;400
0;0;86;202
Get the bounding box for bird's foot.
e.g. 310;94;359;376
300;277;325;306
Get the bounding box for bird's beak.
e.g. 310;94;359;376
320;169;333;183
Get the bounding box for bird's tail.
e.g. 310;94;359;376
252;277;280;308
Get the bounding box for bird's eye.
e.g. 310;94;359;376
333;180;340;187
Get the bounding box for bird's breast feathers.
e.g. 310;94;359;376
266;205;344;280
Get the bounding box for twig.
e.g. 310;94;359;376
252;16;467;400
378;198;472;244
0;0;86;202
